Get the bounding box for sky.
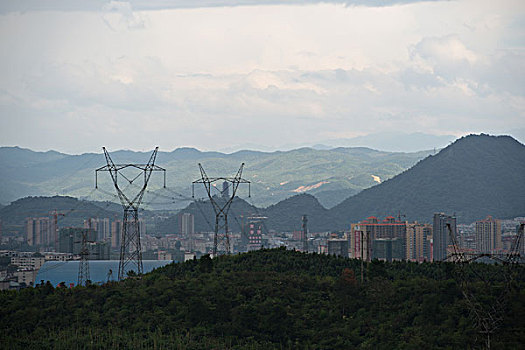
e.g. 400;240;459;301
0;0;524;154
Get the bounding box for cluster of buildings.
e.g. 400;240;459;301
0;251;73;290
0;210;522;290
25;216;147;252
324;214;524;262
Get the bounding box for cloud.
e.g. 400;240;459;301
0;1;524;153
0;0;446;14
407;35;525;97
102;1;146;30
412;36;479;65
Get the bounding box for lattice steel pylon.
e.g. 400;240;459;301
77;229;91;286
96;147;166;280
192;163;250;257
447;223;524;349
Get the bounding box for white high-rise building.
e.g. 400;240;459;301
26;217;51;246
476;216;502;253
179;213;195;236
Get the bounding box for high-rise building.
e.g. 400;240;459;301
99;218;110;241
350;224;370;260
88;241;110;260
351;216;407;260
26;217;51;246
433;213;456;261
84;218;98;241
83;218;111;242
58;228;96;254
406;223;433;262
139;218;146;237
475;216;502;253
246;216;265;251
111;220;122;249
372;237;404;262
179;213;194;236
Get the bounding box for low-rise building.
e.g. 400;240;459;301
11;256;45;270
14;269;38;286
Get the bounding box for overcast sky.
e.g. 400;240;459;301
0;0;524;153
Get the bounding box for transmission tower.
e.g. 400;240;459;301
96;147;166;280
192;163;250;257
77;229;91;286
447;223;524;349
302;214;308;252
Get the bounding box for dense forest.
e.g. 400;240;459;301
1;248;524;349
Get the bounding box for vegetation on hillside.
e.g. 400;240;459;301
330;134;525;226
1;248;524;349
0;145;432;208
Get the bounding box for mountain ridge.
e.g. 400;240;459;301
0;144;434;208
1;134;523;232
328;134;525;227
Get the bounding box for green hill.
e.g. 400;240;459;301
156;134;525;232
0;196;121;235
3;134;524;233
0;146;433;209
329;134;525;227
1;249;524;349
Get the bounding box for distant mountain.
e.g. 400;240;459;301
6;133;524;237
0;145;433;208
0;146;67;166
318;132;456;153
328;134;525;226
220;132;456;153
265;194;329;232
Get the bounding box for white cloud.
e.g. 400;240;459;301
102;1;146;30
0;1;524;153
413;36;479;65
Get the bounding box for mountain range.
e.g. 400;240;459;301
1;134;524;234
219;131;457;153
0;144;434;209
159;134;525;231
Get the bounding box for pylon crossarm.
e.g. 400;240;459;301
233;163;244;180
103;147;117;168
146;147;159;167
142;148;161;187
198;163;210;183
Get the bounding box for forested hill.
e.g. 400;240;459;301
328;134;525;227
1;248;524;349
0;145;432;208
0;196;121;234
3;135;524;233
164;134;525;232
